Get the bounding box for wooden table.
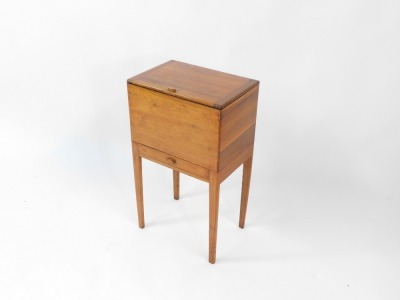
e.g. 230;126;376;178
127;60;259;263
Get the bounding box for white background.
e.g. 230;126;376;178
1;0;399;299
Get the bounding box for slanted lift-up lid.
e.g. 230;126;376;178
127;60;259;109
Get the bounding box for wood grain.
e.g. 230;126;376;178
219;144;253;183
219;124;256;172
132;142;145;228
217;85;258;182
209;171;220;264
129;84;220;170
137;143;209;182
220;85;259;151
128;60;259;109
239;157;253;229
173;170;179;200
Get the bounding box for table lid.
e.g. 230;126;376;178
127;60;259;109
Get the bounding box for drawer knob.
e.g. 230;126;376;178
167;88;176;93
167;157;176;164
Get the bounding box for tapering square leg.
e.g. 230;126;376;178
132;142;145;229
239;156;253;229
209;171;220;264
173;170;179;200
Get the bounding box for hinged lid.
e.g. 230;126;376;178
127;60;259;109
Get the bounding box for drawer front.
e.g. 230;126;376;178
137;143;209;182
128;84;220;171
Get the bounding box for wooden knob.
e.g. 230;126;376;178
167;88;176;93
167;157;176;164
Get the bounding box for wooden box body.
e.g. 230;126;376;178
127;60;259;182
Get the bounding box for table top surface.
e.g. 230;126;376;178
127;60;259;109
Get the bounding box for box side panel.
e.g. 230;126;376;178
219;85;259;173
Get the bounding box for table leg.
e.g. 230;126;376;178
239;156;253;229
209;171;220;264
132;142;145;228
173;170;179;200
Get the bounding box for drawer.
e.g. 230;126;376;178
128;84;220;171
136;143;209;182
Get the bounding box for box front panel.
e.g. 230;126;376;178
128;84;220;171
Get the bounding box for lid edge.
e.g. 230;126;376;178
127;80;259;110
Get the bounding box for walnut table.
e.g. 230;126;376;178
127;60;259;263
